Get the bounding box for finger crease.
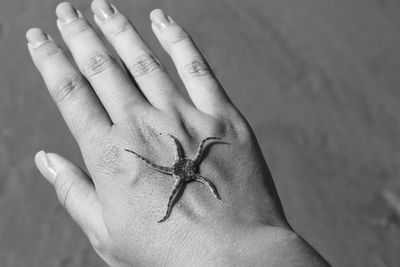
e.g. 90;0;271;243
82;54;114;77
130;55;162;78
184;60;212;77
53;75;85;103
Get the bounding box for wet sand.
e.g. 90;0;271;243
1;0;400;266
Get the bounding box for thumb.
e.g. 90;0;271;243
34;151;109;245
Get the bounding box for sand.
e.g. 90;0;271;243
1;0;400;266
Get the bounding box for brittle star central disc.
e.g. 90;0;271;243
125;134;222;223
173;159;196;179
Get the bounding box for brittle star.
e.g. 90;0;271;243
125;134;222;223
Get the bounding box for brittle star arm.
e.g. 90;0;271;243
166;134;184;161
158;177;185;223
192;137;222;165
193;174;222;201
124;149;173;175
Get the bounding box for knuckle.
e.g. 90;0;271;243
165;24;190;43
82;53;114;77
207;119;232;137
54;175;79;211
62;20;91;39
169;33;191;46
77;115;104;142
129;54;162;78
105;15;132;37
183;58;212;77
232;117;252;143
36;44;63;61
208;113;250;142
52;74;85;103
228;114;253;143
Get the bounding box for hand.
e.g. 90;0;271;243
28;1;330;266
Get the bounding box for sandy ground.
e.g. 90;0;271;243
1;0;400;266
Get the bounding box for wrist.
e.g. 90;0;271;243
224;226;331;267
167;224;330;267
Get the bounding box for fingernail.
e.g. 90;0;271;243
26;28;49;48
56;2;79;25
92;0;115;21
35;151;57;183
151;9;170;30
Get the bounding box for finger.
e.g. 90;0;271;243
150;9;233;116
27;28;111;142
34;151;109;245
55;2;147;122
91;0;187;111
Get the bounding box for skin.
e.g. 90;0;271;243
27;1;331;266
